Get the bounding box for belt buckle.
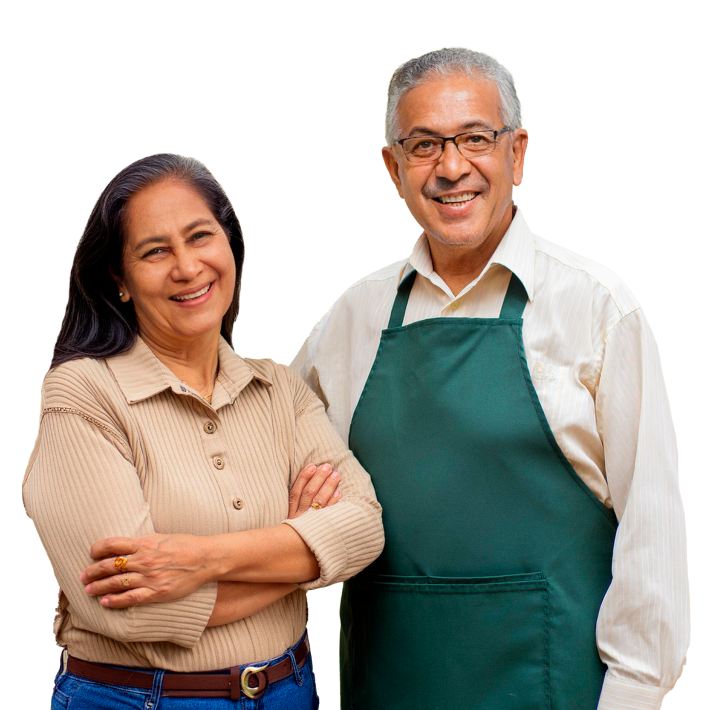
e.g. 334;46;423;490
241;663;269;699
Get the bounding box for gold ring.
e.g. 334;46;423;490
121;577;130;587
311;502;322;509
114;556;128;572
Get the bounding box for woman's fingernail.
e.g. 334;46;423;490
86;584;92;594
101;597;110;607
306;465;316;473
322;464;331;472
334;491;341;498
330;471;339;479
80;573;86;583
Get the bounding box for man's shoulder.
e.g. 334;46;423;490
321;259;407;317
532;234;640;318
346;258;408;291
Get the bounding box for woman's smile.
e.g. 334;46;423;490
170;281;215;305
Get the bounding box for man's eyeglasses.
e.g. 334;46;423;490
397;128;511;164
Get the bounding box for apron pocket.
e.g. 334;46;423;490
344;571;550;710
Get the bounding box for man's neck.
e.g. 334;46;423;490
427;208;514;296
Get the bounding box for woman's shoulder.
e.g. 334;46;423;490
242;357;319;415
41;357;128;430
241;357;307;388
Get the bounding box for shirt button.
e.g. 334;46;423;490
213;456;225;470
450;301;459;311
233;498;244;510
204;421;216;434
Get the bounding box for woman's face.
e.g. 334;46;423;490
116;179;236;347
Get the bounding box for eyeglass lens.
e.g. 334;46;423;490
402;131;497;162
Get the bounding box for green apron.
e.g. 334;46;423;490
341;270;617;709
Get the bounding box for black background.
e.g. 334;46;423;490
15;39;690;710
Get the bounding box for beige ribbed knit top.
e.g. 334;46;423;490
22;336;384;671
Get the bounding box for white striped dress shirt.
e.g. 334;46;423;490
291;209;689;709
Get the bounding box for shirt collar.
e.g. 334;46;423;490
402;207;536;302
106;335;272;407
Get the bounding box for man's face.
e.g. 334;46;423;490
383;75;528;250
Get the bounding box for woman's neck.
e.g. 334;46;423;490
139;328;221;393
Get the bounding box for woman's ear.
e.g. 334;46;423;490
109;268;131;303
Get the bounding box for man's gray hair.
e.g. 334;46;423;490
385;48;522;146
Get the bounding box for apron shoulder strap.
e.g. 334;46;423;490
499;272;528;319
388;270;417;329
389;269;527;327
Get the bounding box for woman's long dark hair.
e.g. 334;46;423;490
51;154;244;368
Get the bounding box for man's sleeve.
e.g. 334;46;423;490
281;370;384;589
594;308;689;709
291;323;328;408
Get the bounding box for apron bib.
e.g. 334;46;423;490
341;271;617;710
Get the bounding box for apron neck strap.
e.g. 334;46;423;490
388;269;528;328
388;270;417;328
499;272;528;319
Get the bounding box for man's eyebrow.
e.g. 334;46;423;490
405;120;493;137
133;219;218;252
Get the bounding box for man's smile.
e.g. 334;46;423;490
430;190;481;215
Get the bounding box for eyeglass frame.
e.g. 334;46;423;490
396;127;512;163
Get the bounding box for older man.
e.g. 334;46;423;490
293;49;689;709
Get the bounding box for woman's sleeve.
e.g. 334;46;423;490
23;409;218;648
282;372;385;590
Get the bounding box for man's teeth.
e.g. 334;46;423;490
438;193;476;204
172;284;211;301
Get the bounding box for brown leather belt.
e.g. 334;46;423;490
66;633;310;700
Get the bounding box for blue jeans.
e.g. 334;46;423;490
51;642;319;709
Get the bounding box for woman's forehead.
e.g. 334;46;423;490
124;180;216;245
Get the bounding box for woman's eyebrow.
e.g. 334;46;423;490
133;219;218;252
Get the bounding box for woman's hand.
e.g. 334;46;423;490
288;463;341;518
81;533;211;608
81;463;339;608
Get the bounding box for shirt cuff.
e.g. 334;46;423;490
598;673;668;710
126;581;218;648
282;510;349;591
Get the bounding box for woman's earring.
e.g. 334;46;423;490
119;292;124;298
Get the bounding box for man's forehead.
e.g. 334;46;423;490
407;119;493;136
396;75;501;136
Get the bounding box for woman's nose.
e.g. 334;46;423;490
172;249;202;280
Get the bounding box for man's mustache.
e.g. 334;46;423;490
422;178;488;199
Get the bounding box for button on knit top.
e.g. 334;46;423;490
23;336;384;671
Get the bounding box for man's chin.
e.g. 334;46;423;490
425;227;489;249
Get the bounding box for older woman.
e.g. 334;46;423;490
23;154;384;709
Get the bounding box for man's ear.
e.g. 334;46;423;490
382;146;405;199
512;129;528;187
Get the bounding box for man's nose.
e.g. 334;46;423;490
435;141;473;182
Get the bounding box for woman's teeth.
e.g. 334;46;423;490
171;284;212;301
